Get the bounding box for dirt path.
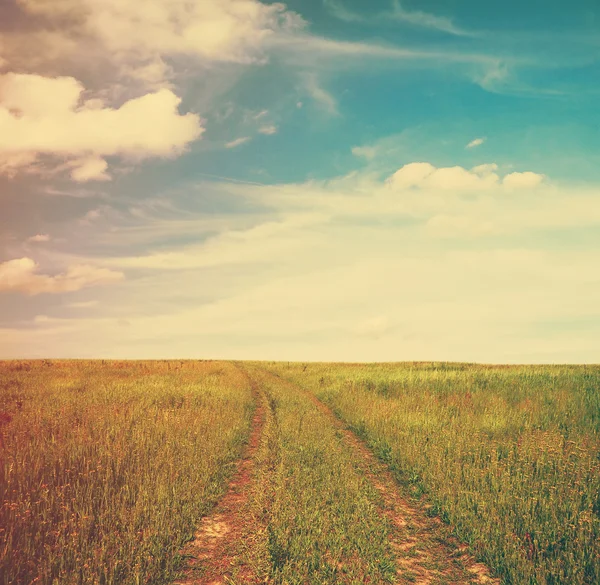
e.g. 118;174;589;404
258;367;500;585
174;370;267;585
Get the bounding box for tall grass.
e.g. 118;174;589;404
242;365;396;584
0;360;253;585
272;362;600;585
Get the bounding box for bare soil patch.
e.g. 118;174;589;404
174;377;266;585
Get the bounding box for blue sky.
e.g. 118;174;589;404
1;0;600;362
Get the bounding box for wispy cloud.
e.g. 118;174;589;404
324;0;472;37
302;73;339;115
389;0;470;36
466;137;486;149
258;125;278;135
0;258;123;295
225;136;252;149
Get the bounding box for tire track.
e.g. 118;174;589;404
258;366;500;585
173;367;269;585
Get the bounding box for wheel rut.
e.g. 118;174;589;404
258;366;500;585
173;367;268;585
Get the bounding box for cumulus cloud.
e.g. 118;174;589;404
466;137;486;148
385;162;543;191
0;257;123;295
503;171;545;188
225;136;252;149
10;0;304;81
69;157;111;182
0;73;203;180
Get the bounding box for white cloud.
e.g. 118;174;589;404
386;162;436;189
385;162;529;191
0;73;203;180
225;136;251;149
27;234;51;243
466;137;486;149
471;163;498;175
69;157;111;182
0;257;123;295
503;171;545;188
7;159;600;362
14;0;305;78
258;125;278;135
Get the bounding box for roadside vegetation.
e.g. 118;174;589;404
0;360;253;585
270;362;600;585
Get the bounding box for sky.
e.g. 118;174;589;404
1;0;600;362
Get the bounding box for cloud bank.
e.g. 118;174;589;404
0;257;123;295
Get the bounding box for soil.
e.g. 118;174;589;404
173;377;266;585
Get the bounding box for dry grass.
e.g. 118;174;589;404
0;360;253;585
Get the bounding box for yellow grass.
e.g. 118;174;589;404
0;360;253;585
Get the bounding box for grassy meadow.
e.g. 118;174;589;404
0;360;254;585
240;364;396;584
2;360;599;584
269;362;600;585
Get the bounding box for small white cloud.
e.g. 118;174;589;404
225;136;251;149
27;234;51;243
503;171;545;188
386;162;436;189
296;101;303;108
471;163;498;175
386;162;500;191
70;157;111;182
0;257;123;295
253;109;269;120
258;125;277;135
466;137;486;149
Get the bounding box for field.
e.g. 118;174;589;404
1;361;599;584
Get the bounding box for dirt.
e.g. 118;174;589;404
260;367;500;585
175;365;500;585
173;376;266;585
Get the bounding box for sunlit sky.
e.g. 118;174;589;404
1;0;600;362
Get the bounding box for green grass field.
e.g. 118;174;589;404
271;362;600;585
1;360;598;584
